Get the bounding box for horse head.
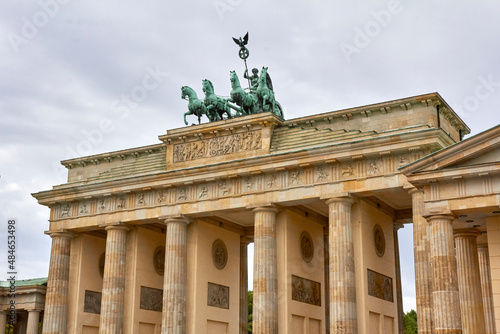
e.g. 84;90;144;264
258;67;268;87
181;86;192;100
202;79;214;94
230;70;240;88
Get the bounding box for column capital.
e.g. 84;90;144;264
424;214;455;223
324;195;354;206
407;187;424;196
393;222;405;230
251;205;279;214
160;215;191;225
454;229;481;238
44;230;73;239
240;236;253;245
103;223;130;232
477;243;489;251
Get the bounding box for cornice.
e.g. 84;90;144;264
60;143;165;169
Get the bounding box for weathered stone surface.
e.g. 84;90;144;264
455;230;486;334
428;215;462;334
99;225;129;334
42;231;72;334
253;206;278;334
326;197;357;334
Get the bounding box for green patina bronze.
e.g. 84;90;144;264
181;33;284;125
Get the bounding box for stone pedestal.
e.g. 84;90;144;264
240;238;250;334
252;206;279;334
409;189;433;334
161;216;190;334
26;310;40;334
325;197;357;334
427;215;462;334
478;244;497;334
393;223;404;334
99;224;129;334
454;230;486;333
42;231;73;334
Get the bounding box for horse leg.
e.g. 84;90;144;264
184;111;190;125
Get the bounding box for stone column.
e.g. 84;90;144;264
427;215;462;334
454;230;486;333
42;231;73;334
161;216;190;334
99;224;129;334
0;311;7;334
252;206;278;334
26;310;40;334
325;197;357;333
478;244;496;334
240;237;251;334
409;188;433;334
393;223;404;334
324;231;330;334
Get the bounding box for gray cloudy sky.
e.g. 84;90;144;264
1;0;499;313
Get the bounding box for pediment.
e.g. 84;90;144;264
400;124;500;175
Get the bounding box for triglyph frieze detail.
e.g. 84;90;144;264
54;152;421;220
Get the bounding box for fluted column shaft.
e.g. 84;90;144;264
428;215;462;334
99;225;129;334
240;238;250;334
393;223;404;334
26;310;40;334
478;244;497;334
324;232;330;334
253;206;278;334
162;217;189;334
42;231;72;334
409;189;433;334
0;311;7;334
326;197;357;334
455;230;485;333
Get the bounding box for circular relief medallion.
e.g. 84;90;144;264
373;224;386;257
212;239;228;270
98;253;105;278
300;231;314;263
153;246;165;276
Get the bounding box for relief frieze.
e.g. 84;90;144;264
207;282;229;309
140;286;163;312
173;130;262;163
291;275;321;306
367;269;393;302
84;290;102;314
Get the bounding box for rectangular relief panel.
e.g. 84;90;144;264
140;286;163;312
207;282;230;309
309;318;321;334
139;322;156;334
207;320;228;334
291;275;321;306
367;269;393;302
291;315;305;334
173;131;262;163
84;290;102;314
384;316;395;334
